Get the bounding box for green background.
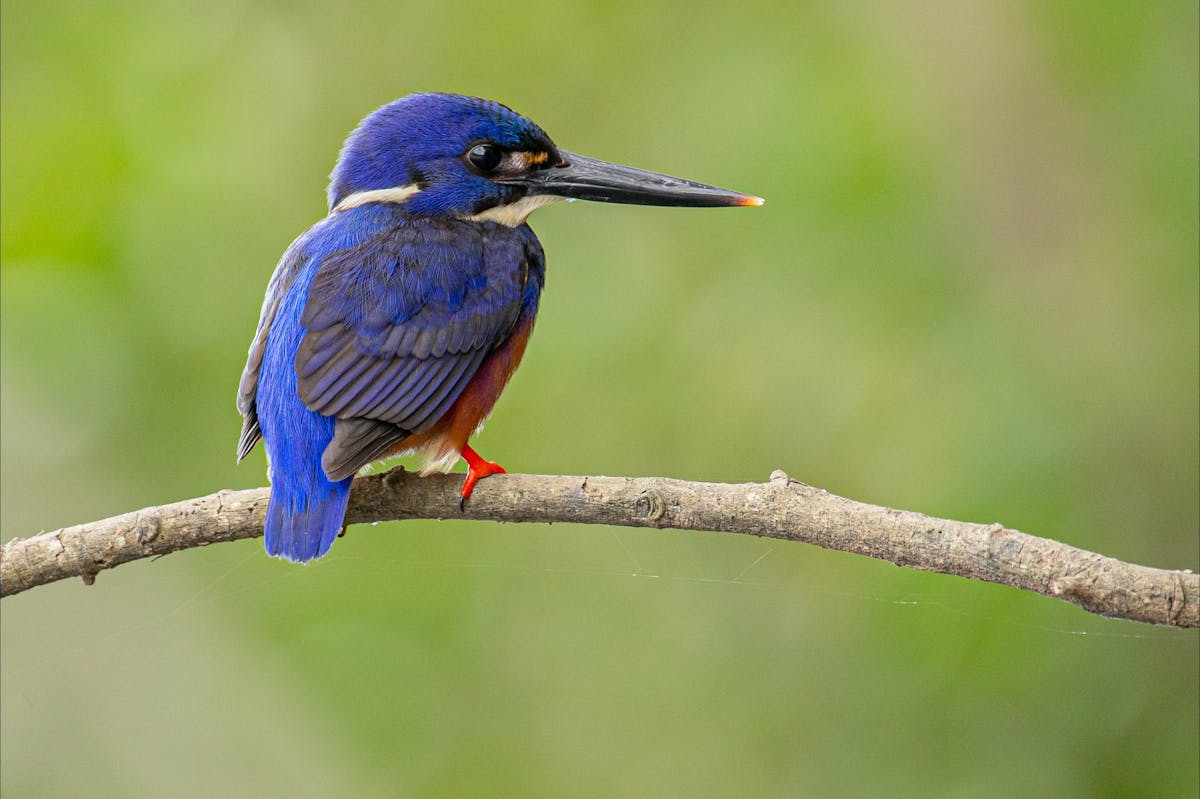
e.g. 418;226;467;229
2;1;1197;796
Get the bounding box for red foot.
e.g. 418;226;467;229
459;444;506;511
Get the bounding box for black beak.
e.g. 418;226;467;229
511;150;762;208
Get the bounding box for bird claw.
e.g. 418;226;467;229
459;447;505;512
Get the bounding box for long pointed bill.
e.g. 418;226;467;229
512;150;763;208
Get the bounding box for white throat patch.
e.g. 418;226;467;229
464;194;565;227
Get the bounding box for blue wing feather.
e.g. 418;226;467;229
295;214;535;433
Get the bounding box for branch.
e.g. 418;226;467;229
1;469;1195;627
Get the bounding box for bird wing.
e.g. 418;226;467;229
295;218;536;480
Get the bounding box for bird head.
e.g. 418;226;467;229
328;93;761;224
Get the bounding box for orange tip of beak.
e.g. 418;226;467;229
738;195;765;207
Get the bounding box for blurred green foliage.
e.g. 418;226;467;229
2;1;1197;796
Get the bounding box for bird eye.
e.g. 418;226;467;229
467;143;503;173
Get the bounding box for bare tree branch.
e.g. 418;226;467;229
1;468;1195;627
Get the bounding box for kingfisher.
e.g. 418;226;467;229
236;93;761;562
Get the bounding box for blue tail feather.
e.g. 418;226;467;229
263;475;351;562
258;258;354;562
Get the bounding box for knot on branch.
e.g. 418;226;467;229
134;511;162;546
634;489;666;525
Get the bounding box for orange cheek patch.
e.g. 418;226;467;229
522;150;552;166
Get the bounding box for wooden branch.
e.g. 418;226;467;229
1;469;1195;627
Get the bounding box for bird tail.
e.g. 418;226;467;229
263;475;351;563
259;387;353;562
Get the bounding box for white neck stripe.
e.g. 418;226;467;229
334;184;422;212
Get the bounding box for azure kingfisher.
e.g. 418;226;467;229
237;93;761;562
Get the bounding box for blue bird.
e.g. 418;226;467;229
237;93;761;562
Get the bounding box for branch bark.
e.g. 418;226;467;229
1;469;1195;627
